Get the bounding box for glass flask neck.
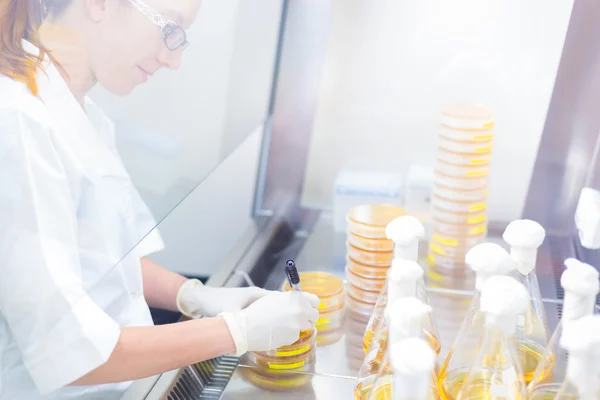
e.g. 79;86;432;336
393;372;431;400
511;246;537;275
485;314;518;336
394;242;418;262
387;279;417;304
562;351;600;400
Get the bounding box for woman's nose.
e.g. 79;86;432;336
158;47;183;70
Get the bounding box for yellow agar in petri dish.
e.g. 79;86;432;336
282;272;345;312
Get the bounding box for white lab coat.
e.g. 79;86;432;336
0;41;164;399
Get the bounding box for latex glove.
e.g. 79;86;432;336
220;290;320;356
176;279;270;318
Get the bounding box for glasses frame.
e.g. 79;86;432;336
127;0;189;51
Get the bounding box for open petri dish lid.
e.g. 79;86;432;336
346;204;405;239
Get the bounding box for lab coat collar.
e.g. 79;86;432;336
23;40;128;179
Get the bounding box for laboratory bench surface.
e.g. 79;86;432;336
129;213;584;400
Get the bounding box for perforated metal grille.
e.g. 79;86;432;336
164;356;238;400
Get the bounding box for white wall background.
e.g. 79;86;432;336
301;0;574;222
89;0;283;275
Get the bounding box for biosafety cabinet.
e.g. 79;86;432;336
121;0;600;398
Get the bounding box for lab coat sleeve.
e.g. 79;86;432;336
0;109;122;394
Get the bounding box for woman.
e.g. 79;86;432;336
0;0;320;398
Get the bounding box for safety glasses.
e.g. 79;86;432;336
127;0;189;51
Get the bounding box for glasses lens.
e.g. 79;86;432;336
164;26;187;51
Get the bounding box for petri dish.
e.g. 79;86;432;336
345;265;386;292
440;124;494;142
438;135;493;155
346;292;376;323
432;207;487;225
428;235;484;259
437;148;492;166
346;257;389;280
346;204;405;239
346;243;393;267
435;158;490;179
347;231;394;252
434;170;489;190
239;368;314;391
239;360;316;391
254;329;316;359
316;328;345;346
431;194;487;214
316;303;346;333
346;282;380;304
282;272;345;312
249;344;317;371
440;103;495;130
431;232;485;250
433;218;488;236
433;183;488;202
428;250;467;270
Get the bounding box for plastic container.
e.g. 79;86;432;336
333;170;404;233
438;135;493;155
433;219;488;236
435;158;490;179
253;329;316;359
433;183;488;202
347;231;394;252
346;204;406;239
437;148;492;166
440;103;495;130
347;282;380;304
347;292;376;323
282;272;345;312
434;170;489;190
346;243;393;267
345;265;387;292
346;257;390;280
432;207;488;225
432;194;487;214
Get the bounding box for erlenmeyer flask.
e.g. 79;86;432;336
357;260;427;388
531;315;600;400
364;216;425;353
502;219;550;384
438;242;516;400
367;260;440;366
455;275;529;400
354;297;433;400
528;259;600;393
367;337;437;400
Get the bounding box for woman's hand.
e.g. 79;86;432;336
220;290;320;355
176;279;270;318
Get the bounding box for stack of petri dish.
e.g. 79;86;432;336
282;272;346;346
429;104;494;272
241;329;317;390
345;204;405;323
